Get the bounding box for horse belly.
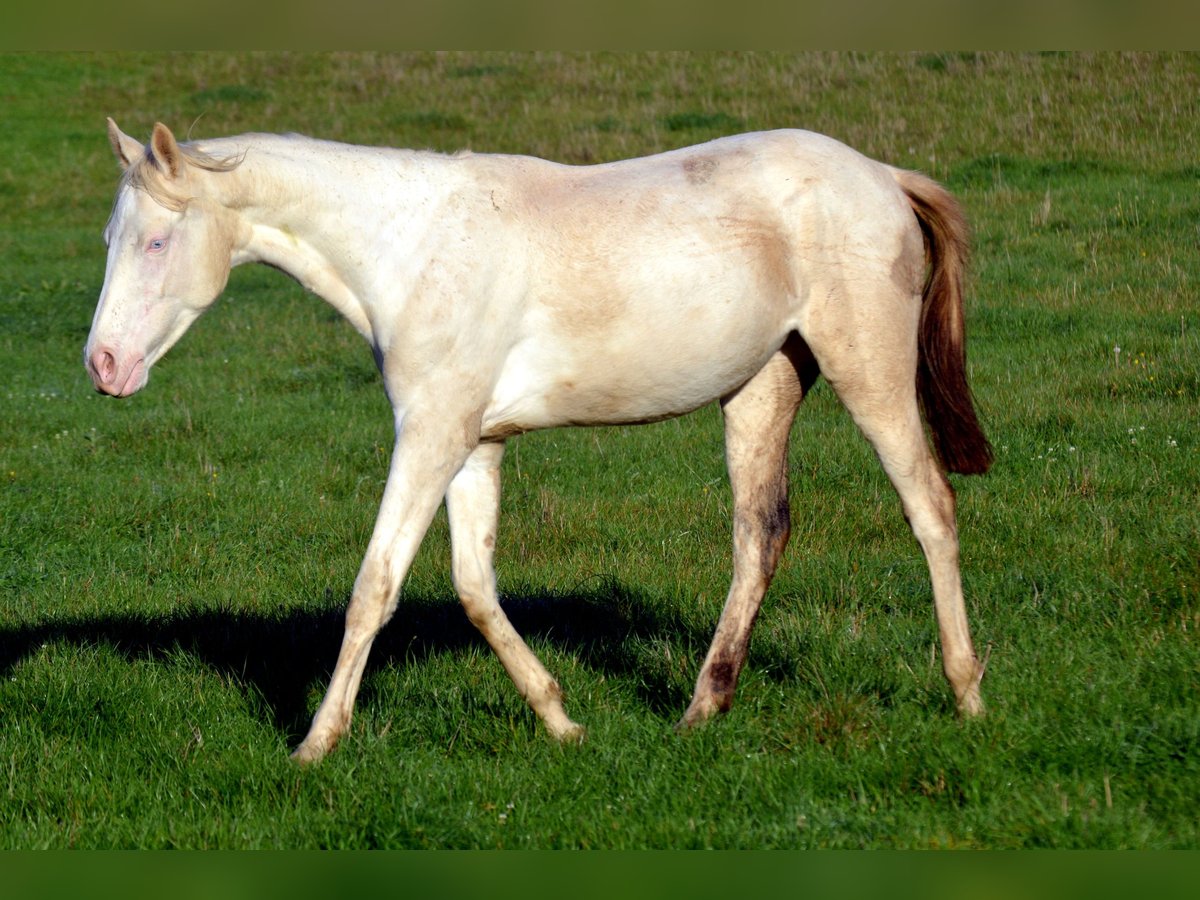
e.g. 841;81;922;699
481;288;789;436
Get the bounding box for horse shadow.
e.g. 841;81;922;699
0;580;725;745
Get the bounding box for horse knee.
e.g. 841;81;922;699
453;564;498;631
458;594;495;631
345;558;401;633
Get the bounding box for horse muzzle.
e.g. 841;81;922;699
86;345;148;397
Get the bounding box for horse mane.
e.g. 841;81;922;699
121;140;244;211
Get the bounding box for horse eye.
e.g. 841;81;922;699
147;238;167;253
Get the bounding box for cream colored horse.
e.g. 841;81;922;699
87;120;992;763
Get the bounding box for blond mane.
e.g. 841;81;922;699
120;141;244;211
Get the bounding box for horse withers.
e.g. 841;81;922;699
86;120;992;762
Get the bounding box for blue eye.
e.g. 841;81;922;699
148;238;166;252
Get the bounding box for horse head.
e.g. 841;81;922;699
85;120;244;397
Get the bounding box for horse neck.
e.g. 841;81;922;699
212;136;445;339
220;137;376;249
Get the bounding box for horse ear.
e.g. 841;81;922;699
150;122;183;179
107;118;145;171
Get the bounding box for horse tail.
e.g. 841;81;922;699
893;169;993;476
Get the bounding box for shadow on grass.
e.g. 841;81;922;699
0;579;716;746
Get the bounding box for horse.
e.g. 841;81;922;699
86;120;992;763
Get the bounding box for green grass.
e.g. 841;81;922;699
1;52;1198;848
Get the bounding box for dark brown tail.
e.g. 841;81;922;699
894;169;993;475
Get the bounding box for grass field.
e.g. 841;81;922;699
1;52;1197;848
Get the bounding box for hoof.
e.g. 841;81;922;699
675;695;721;732
552;721;587;745
955;646;990;718
290;737;332;765
957;687;986;718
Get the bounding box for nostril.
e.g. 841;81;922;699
92;348;117;384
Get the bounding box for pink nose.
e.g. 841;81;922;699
87;346;147;397
90;347;117;386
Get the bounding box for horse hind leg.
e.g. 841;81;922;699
679;334;816;729
820;333;986;716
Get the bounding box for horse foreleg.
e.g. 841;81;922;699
292;412;476;764
446;441;585;742
679;344;810;729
